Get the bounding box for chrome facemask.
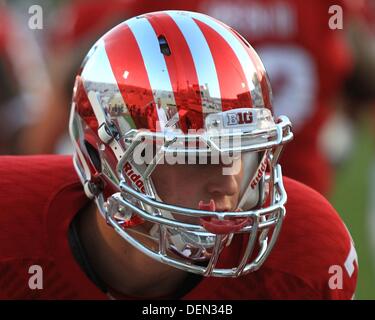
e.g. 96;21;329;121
78;110;293;277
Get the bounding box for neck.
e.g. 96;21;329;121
76;202;191;298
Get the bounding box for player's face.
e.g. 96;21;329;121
151;155;245;212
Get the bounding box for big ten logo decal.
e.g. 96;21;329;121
258;45;317;131
226;111;253;126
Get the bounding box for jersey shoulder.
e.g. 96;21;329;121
0;155;81;257
0;155;96;299
263;177;358;299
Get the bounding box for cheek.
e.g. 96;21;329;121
151;166;205;205
151;171;174;200
151;166;182;201
237;163;245;185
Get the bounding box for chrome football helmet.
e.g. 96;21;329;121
69;10;293;277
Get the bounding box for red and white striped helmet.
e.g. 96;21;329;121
69;10;293;277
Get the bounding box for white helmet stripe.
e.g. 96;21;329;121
80;40;128;161
126;17;177;131
81;39;131;116
166;11;222;114
82;40;120;86
189;11;265;107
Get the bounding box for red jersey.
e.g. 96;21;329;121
48;0;140;53
0;155;357;299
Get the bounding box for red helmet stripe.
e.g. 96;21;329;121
104;23;158;130
167;11;222;123
193;18;253;111
125;16;181;132
189;12;266;109
145;12;204;131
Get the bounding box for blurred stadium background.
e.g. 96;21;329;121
1;0;374;299
331;115;375;299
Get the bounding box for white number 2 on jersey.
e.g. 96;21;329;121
344;241;358;278
258;45;318;131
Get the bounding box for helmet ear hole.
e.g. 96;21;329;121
84;140;101;172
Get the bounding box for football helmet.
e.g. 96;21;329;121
69;10;293;277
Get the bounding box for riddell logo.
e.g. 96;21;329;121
250;158;267;189
226;111;253;126
124;162;146;193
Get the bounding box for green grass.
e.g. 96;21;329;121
330;116;375;299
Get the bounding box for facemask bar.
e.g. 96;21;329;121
120;115;292;156
116;115;292;194
72;111;292;277
105;164;286;277
113;115;289;274
73;146;286;277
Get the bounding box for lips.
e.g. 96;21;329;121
198;199;250;235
